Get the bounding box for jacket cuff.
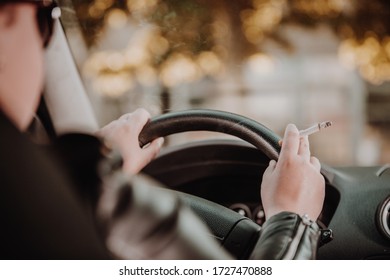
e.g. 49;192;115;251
250;211;321;260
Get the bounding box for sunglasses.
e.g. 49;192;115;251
0;0;61;47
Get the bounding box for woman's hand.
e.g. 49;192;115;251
260;124;325;221
99;108;164;176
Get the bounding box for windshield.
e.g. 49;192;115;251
58;0;390;167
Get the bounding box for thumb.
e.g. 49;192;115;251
141;137;164;163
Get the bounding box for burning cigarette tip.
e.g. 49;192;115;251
321;121;332;129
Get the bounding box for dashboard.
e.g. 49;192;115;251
142;139;370;259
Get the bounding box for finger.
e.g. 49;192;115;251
263;160;276;176
119;113;132;121
98;120;117;139
134;108;151;118
130;108;152;133
143;137;164;151
310;156;321;171
298;135;310;160
139;138;164;166
279;124;300;159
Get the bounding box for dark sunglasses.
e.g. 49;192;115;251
0;0;61;47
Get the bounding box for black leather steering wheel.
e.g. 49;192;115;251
139;109;282;259
139;109;281;160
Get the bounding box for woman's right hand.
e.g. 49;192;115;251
260;124;325;221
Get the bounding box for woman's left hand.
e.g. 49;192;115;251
99;108;164;176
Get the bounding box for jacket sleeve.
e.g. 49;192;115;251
96;173;233;260
250;211;321;260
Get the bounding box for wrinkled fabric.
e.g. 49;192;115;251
251;212;321;260
97;173;233;259
0;111;109;259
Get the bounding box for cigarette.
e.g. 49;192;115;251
299;121;332;136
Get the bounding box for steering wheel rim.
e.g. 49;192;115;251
139;109;281;160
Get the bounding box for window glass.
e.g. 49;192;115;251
59;0;390;166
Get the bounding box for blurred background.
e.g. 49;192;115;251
59;0;390;166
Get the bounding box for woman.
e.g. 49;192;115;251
0;0;325;259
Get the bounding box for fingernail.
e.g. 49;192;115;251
157;137;164;148
286;123;297;131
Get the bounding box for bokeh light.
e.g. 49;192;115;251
75;0;390;99
339;35;390;84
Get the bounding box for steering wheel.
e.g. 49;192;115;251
139;109;282;259
140;109;281;159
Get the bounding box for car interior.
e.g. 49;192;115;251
34;0;390;260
